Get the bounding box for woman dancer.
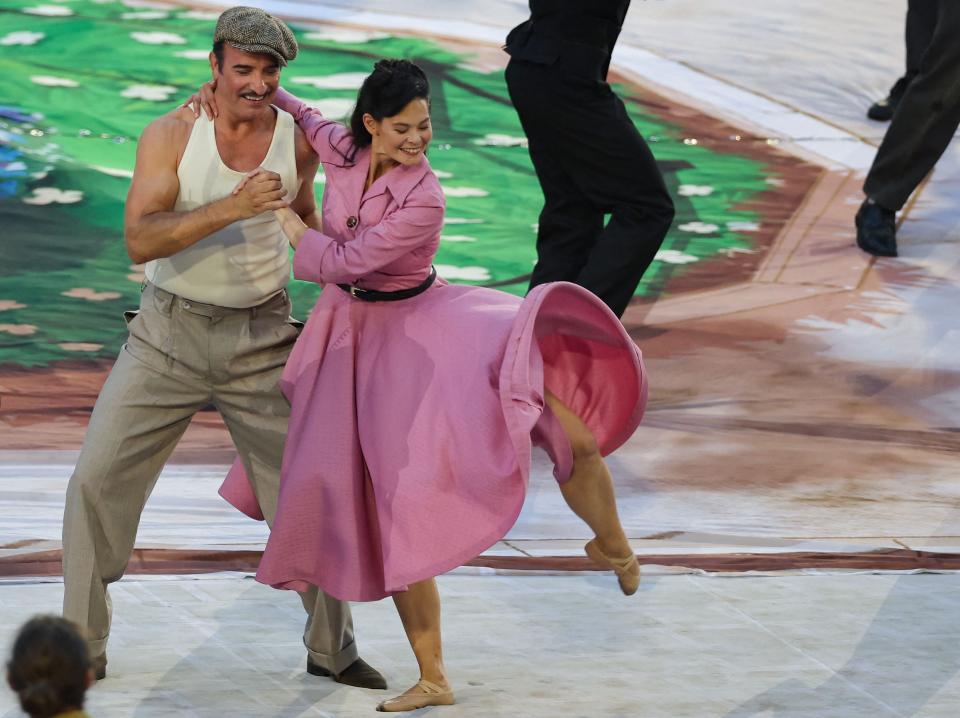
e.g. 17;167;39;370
194;59;645;712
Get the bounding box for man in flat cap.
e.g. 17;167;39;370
61;6;386;689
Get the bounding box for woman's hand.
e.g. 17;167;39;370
182;80;218;119
274;206;308;249
231;167;269;196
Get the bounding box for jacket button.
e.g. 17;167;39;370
346;216;358;229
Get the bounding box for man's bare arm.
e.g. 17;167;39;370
124;110;286;264
288;124;322;232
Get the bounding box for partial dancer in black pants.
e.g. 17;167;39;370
867;0;937;121
504;0;674;319
857;1;960;257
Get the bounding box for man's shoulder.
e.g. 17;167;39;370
139;107;197;150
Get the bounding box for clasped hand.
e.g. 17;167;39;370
184;84;307;247
232;169;307;248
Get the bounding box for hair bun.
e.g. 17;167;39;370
373;59;398;75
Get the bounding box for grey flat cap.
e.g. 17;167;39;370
214;6;298;66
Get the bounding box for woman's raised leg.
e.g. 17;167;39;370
377;578;455;712
545;390;640;594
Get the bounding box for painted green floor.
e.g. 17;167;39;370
0;0;769;368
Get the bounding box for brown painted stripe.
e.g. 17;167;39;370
2;548;959;579
645;412;960;453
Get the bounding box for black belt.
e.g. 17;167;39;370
337;267;437;302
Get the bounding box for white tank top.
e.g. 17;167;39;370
145;108;297;308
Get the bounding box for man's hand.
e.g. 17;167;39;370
231;169;286;218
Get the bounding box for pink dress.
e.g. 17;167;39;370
219;91;648;602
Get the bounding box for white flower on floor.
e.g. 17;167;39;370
313;171;326;185
23;5;73;16
91;165;134;178
442;186;489;198
0;301;27;312
174;49;210;60
123;0;171;9
23;187;83;205
121;84;177;101
1;31;45;46
58;342;104;352
678;221;719;234
442;235;476;243
62;288;122;302
304;98;354;119
433;169;453;179
435;265;491;281
304;29;389;44
727;221;760;232
177;10;220;20
131;31;186;45
678;184;714;197
721;247;756;258
444;217;484;225
654;250;698;265
473;134;528;147
291;73;368;90
121;11;167;19
765;177;785;187
31;75;79;88
128;264;147;286
0;324;38;336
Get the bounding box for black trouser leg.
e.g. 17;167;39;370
527;136;604;286
864;1;960;211
904;0;938;80
507;59;674;317
574;97;673;316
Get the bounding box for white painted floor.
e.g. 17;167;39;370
2;572;959;718
2;445;959;560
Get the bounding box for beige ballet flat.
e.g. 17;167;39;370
376;679;455;712
585;538;640;595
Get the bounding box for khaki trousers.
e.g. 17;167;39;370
62;283;358;672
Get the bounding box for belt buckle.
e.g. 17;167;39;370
349;285;361;298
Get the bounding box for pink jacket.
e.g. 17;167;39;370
275;89;445;292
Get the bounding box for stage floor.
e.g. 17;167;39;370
2;0;959;715
2;572;959;718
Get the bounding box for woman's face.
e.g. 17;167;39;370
365;97;432;166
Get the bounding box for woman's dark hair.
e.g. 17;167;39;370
348;59;430;153
6;616;90;718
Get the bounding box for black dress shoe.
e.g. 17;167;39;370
867;76;910;121
92;653;107;681
307;656;387;689
855;199;897;257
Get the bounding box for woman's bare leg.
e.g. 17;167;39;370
545;391;638;588
377;578;454;711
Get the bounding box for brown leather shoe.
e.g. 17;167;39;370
307;656;387;689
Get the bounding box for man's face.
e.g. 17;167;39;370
211;43;281;119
